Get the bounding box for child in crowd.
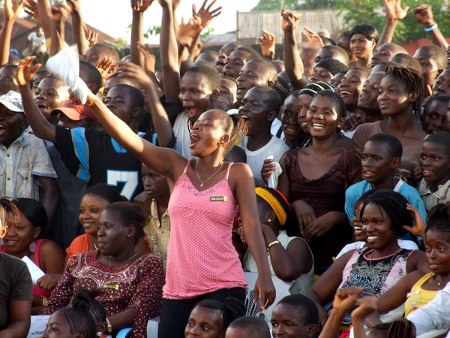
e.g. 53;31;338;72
238;86;288;186
345;133;427;224
225;316;271;338
185;298;245;338
243;187;314;294
270;294;319;338
0;88;58;220
418;131;450;211
420;95;450;134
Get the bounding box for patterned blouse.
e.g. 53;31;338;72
40;251;164;337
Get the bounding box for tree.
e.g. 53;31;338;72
335;0;450;43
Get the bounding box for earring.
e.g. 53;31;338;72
127;235;131;237
267;219;272;223
29;241;37;253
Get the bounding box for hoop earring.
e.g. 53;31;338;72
29;241;37;253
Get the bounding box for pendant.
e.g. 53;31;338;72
200;183;204;187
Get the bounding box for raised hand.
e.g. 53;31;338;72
280;8;299;32
24;0;41;26
131;0;154;12
414;4;434;26
16;56;42;87
177;17;203;47
50;4;71;23
84;27;98;47
138;42;156;73
192;0;221;30
333;287;362;312
384;0;409;20
95;57;114;79
402;203;426;239
258;29;276;60
4;0;24;21
116;61;153;88
158;0;172;8
302;26;324;50
66;0;81;13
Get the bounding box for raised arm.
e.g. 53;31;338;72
258;29;276;60
16;57;57;142
281;9;307;91
36;0;53;38
115;61;174;147
378;0;408;45
414;4;448;50
159;0;180;100
66;0;90;56
0;0;24;66
130;0;154;66
49;4;71;56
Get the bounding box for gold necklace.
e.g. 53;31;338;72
194;162;224;187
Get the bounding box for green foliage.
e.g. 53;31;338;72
144;25;161;39
200;27;215;39
335;0;450;43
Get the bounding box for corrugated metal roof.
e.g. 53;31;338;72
236;9;344;46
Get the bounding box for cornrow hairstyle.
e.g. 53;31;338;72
91;43;120;63
419;45;448;70
104;202;146;245
236;46;262;61
313;90;346;119
367;133;403;159
73;288;107;328
322;45;350;66
385;66;425;115
60;291;97;338
277;294;319;326
0;79;19;95
228;316;271;338
350;24;379;46
12;198;48;233
297;81;334;97
385;318;416;338
388;54;422;73
426;203;450;237
84;184;126;204
185;64;221;92
0;198;19;238
194;298;245;333
360;189;412;237
79;61;102;94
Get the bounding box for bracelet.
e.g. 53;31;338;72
424;23;437;32
267;240;280;251
42;297;48;306
106;318;113;334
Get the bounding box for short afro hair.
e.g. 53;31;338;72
424;130;450;149
236;46;262;61
321;45;350;66
185;64;221;92
276;294;319;326
350;24;379;45
228;316;270;338
90;43;120;62
389;54;422;73
79;60;102;94
418;45;448;70
367;133;403;159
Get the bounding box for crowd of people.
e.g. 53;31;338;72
1;0;450;337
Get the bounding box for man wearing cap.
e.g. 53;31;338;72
0;90;58;219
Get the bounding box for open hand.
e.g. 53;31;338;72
177;17;203;47
280;8;299;32
84;26;98;46
402;203;426;239
17;56;42;87
66;0;81;13
138;42;156;73
192;0;222;29
95;57;114;79
4;0;24;21
24;0;41;26
50;4;71;23
258;29;276;60
302;26;324;50
116;61;153;88
254;274;276;311
414;4;434;26
384;0;409;20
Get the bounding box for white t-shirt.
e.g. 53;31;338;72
28;32;45;47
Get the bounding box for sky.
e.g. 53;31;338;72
81;0;260;43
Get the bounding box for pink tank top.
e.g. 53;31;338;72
164;160;247;299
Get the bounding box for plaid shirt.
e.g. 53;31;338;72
0;131;57;200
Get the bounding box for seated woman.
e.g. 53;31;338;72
277;90;362;274
0;198;32;337
306;190;428;327
243;187;314;294
375;202;450;317
185;298;245;338
40;202;164;338
0;198;65;314
66;184;149;258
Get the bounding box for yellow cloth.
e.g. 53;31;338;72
405;272;438;317
144;199;171;272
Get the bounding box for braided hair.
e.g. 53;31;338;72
385;318;416;338
426;203;450;237
0;198;18;238
58;291;97;338
385;66;425;116
194;298;246;333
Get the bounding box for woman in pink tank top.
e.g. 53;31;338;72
82;87;276;338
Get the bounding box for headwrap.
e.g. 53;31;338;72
297;81;335;97
255;187;290;226
314;58;348;76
